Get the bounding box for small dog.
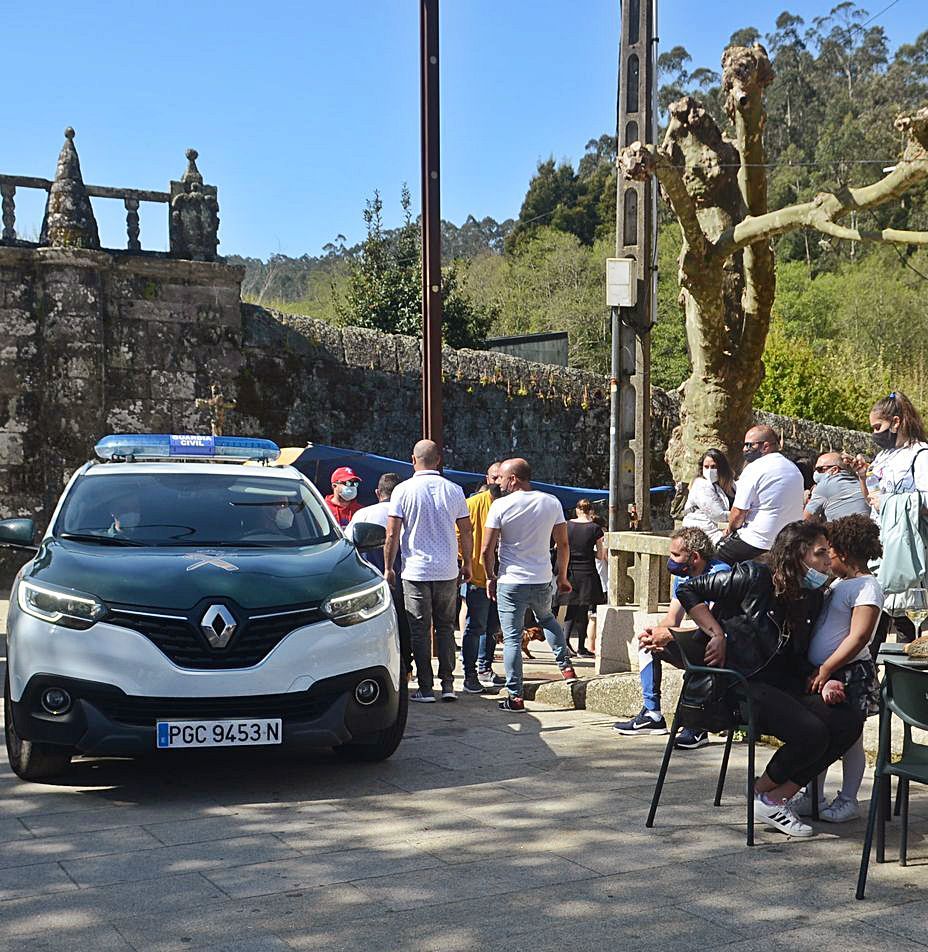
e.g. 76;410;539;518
496;626;546;659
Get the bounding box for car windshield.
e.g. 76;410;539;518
55;472;337;547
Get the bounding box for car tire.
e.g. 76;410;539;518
4;672;74;781
335;678;408;762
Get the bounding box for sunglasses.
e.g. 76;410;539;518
814;465;833;473
743;441;764;449
337;480;361;487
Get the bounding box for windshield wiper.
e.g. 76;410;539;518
58;532;145;547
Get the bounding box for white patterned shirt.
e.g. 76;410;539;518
388;471;469;582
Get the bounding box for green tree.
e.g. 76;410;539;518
465;227;611;371
334;187;495;349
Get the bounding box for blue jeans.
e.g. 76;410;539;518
496;581;569;698
639;644;662;712
463;584;492;677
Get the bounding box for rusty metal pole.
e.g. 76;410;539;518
420;0;443;449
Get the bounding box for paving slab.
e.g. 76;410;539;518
1;602;927;951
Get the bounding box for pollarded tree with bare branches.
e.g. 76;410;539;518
618;43;928;481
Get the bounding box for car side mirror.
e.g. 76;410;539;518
0;518;38;552
351;522;386;551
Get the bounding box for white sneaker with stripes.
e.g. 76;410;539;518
754;794;814;837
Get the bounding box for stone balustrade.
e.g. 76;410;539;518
605;530;673;613
0;174;169;252
0;129;219;261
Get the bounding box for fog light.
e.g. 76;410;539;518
41;687;71;715
355;679;380;705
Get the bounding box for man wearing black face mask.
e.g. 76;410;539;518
614;527;728;749
716;425;804;565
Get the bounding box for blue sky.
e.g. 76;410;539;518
3;1;916;259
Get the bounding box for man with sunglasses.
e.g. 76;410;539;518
716;425;804;565
325;466;363;528
803;452;870;522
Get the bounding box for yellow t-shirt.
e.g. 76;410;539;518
459;490;494;588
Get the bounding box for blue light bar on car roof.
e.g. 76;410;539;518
94;434;280;462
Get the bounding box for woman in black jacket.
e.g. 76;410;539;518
670;521;864;838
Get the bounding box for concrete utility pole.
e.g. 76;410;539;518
608;0;657;532
420;0;443;449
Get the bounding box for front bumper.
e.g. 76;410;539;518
7;601;400;701
9;667;399;755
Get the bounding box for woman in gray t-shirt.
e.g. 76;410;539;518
797;515;884;823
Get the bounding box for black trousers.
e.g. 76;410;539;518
657;642;863;788
715;534;767;566
747;679;864;787
564;604;591;650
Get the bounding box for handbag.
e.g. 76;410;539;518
671;629;741;732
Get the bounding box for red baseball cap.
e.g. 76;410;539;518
331;466;360;484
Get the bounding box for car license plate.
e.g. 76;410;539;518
156;718;282;749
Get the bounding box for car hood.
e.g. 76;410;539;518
25;537;378;610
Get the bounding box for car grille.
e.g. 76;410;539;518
78;684;345;727
106;604;325;669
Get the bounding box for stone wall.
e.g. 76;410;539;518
0;244;874;582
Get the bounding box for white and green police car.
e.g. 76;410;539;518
1;434;405;781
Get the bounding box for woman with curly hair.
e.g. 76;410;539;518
790;514;884;823
667;521;864;837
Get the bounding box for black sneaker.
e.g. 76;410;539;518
462;677;487;694
613;708;669;735
498;696;526;712
674;728;710;749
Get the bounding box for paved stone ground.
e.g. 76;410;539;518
1;601;927;951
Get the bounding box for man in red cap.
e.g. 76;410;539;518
325;466;362;527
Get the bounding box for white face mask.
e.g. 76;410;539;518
338;484;358;502
703;467;719;485
274;508;295;530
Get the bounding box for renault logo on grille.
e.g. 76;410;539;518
200;605;237;649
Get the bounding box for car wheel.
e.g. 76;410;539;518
4;672;73;781
335;677;408;762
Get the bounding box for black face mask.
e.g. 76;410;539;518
743;448;763;465
487;483;502;500
872;428;898;451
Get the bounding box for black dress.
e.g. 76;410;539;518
561;520;605;606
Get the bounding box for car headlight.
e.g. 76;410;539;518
17;579;107;630
321;579;390;627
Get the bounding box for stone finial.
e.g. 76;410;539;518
182;148;204;186
40;127;100;249
169;147;220;261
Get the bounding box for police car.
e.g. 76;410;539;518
1;434;405;781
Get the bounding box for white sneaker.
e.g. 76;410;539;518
754;795;814;837
820;794;859;823
787;788;816;817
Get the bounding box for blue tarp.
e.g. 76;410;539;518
285;443;671;510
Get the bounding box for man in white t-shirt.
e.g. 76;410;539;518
384;441;473;703
480;458;575;712
717;425;804;564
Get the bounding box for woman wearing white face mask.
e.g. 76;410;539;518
681;449;736;544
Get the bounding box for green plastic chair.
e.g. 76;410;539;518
856;659;928;899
